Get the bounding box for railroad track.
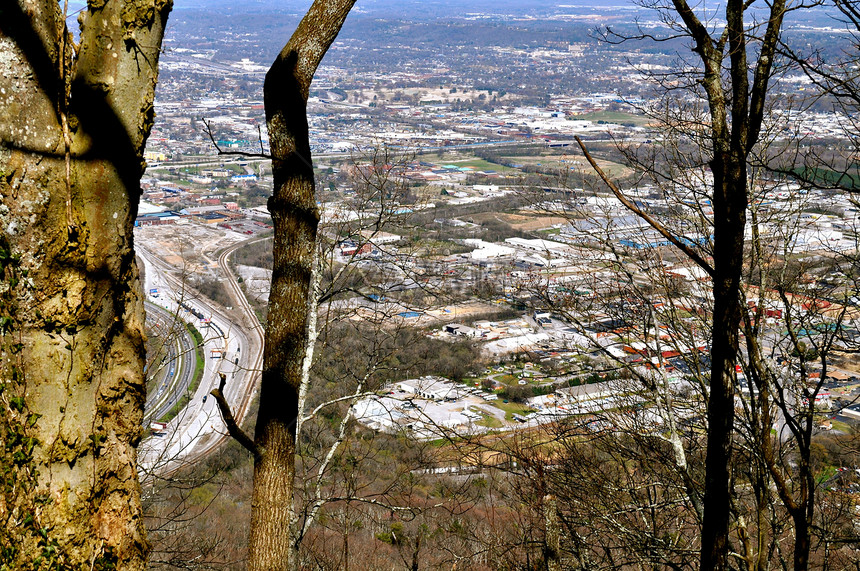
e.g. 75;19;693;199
137;236;268;478
180;237;267;463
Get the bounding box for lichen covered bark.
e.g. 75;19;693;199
0;0;170;568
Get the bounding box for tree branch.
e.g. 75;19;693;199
295;250;323;440
575;136;715;277
747;0;787;153
202;118;272;159
211;373;263;460
300;390;378;426
280;0;359;99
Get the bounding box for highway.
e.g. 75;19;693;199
142;302;196;424
137;237;265;479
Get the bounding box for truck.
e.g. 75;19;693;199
149;421;167;436
149;288;159;298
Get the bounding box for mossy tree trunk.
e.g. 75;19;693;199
0;0;170;568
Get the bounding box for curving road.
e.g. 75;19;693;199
143;302;197;424
137;236;266;479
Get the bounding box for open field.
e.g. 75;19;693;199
418;152;518;173
499;150;634;179
445;157;518;172
496;212;571;231
491;400;536;421
570;110;652;127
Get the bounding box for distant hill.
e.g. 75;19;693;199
68;0;842;29
167;0;635;17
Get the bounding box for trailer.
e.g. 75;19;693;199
150;422;167;436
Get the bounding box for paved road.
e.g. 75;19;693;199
143;302;196;424
137;237;265;479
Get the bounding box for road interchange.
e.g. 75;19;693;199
137;236;266;479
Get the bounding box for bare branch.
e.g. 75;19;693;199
575;136;715;277
211;373;263;460
202;118;272;159
300;391;378;426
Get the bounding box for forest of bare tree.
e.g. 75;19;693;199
4;0;860;569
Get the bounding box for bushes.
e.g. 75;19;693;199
231;238;274;270
312;322;483;392
498;383;532;403
190;275;233;308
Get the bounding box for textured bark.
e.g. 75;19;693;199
249;1;355;569
666;0;786;567
0;0;170;568
544;494;561;571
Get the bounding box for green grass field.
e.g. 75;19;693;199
418;153;518;173
492;400;536;421
504;153;632;179
448;158;517;172
476;414;503;429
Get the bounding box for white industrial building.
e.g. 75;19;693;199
464;239;515;260
351;397;405;432
397;377;459;401
505;237;574;259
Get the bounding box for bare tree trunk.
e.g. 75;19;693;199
575;0;787;566
666;0;786;567
242;2;355;569
544;494;562;571
794;510;811;571
701;154;746;570
0;0;170;568
411;534;421;571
